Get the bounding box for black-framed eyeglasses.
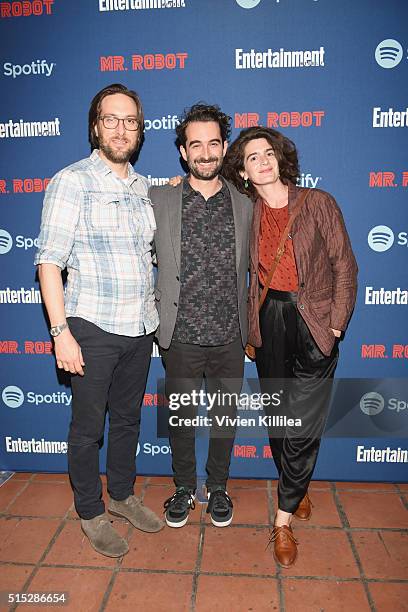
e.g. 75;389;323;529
98;115;139;131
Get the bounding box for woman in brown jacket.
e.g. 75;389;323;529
223;126;357;568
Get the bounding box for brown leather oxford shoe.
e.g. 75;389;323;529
268;525;298;568
293;492;313;521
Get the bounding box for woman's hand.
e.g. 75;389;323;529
168;175;183;187
245;343;256;360
330;328;341;338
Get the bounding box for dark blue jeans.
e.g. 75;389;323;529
67;317;153;519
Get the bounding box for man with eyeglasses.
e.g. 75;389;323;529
35;83;164;558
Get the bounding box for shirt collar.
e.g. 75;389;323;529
90;149;139;186
182;174;227;198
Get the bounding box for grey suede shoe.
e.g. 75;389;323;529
108;495;165;532
81;513;129;557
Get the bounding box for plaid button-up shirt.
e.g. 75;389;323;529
35;150;159;337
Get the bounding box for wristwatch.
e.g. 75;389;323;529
50;322;68;337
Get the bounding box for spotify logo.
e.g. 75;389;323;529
2;385;24;408
236;0;262;9
360;392;385;416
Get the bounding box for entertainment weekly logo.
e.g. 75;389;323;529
4;437;67;454
356;445;407;463
372;107;408;128
147;175;169;186
0;117;61;139
235;46;325;70
234;111;325;129
365;287;408;306
100;53;188;72
0;177;50;194
99;0;186;12
0;0;54;17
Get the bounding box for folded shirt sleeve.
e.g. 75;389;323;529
34;169;81;269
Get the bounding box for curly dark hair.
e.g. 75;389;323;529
175;103;231;148
222;126;299;200
88;83;144;150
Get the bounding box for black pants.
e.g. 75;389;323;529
161;338;245;491
67;317;153;519
255;290;338;514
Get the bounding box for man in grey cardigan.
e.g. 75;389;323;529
150;104;253;528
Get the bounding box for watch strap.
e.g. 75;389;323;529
50;322;68;337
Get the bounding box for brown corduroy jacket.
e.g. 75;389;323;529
248;182;358;356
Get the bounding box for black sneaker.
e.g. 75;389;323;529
206;488;233;527
163;487;195;528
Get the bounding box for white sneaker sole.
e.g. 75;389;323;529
207;491;233;527
210;513;233;527
165;515;189;528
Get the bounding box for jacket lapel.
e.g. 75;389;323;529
250;197;262;269
168;182;183;273
288;181;302;234
229;184;243;274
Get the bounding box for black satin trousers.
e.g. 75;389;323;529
255;289;338;514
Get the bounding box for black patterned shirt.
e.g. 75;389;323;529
173;178;240;345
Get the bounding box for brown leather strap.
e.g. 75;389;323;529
258;188;310;311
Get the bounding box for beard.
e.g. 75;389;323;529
187;155;224;181
98;134;136;164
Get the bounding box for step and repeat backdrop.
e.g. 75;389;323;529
1;0;407;481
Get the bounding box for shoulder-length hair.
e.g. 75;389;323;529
222;126;299;200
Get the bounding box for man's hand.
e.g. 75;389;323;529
168;175;183;187
330;328;341;338
54;329;85;375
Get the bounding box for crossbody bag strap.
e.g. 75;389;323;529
257;188;310;311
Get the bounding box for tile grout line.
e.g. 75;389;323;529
190;503;207;611
1;510;407;534
394;484;408;511
4;559;407;583
139;477;151;502
331;482;377;612
9;505;71;612
99;476;151;611
2;478;33;515
98;525;134;611
267;479;284;612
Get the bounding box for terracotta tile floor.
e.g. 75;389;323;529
0;473;406;611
